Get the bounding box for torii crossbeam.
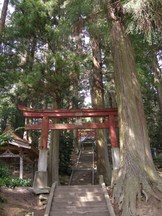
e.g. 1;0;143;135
18;105;118;149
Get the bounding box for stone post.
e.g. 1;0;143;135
19;152;23;179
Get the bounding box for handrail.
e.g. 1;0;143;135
99;175;116;216
68;150;81;185
44;181;58;216
92;143;95;184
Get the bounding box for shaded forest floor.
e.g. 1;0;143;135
0;187;45;216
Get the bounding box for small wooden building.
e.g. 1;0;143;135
0;131;38;179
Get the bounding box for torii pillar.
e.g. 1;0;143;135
38;116;49;171
33;116;49;194
109;115;120;170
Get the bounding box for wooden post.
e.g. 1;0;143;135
109;115;120;170
109;115;118;148
40;116;49;149
32;116;49;192
19;151;23;179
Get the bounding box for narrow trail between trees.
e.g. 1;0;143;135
44;142;113;216
69;142;95;185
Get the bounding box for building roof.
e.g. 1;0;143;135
0;127;38;161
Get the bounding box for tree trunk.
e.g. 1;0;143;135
70;18;83;153
48;100;60;186
106;2;162;216
0;0;9;33
70;75;79;153
90;36;112;183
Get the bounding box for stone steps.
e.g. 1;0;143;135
48;185;110;216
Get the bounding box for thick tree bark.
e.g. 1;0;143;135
70;74;79;153
48;100;60;186
0;0;9;33
71;19;82;153
105;2;162;216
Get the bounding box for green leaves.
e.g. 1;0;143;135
66;0;94;22
0;165;32;188
59;131;74;175
0;133;12;146
123;0;162;42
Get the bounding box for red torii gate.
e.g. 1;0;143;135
18;105;118;149
78;129;96;139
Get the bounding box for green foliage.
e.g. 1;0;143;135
0;133;12;146
59;132;74;175
123;0;162;43
0;164;31;188
132;34;162;150
149;120;162;150
154;156;162;168
0;0;161;165
66;0;94;23
0;100;24;135
0;0;90;115
0;177;31;188
0;164;10;178
11;0;56;38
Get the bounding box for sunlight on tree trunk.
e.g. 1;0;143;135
48;100;60;186
0;0;9;33
71;19;82;153
104;2;162;216
90;36;112;183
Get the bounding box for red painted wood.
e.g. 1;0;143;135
25;122;118;130
78;130;96;138
40;116;49;149
18;105;117;118
109;115;118;148
18;105;119;149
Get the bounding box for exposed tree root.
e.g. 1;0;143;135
141;189;149;202
111;154;162;216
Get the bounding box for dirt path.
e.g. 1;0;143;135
0;187;45;216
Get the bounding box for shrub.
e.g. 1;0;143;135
0;133;12;146
154;156;162;168
0;164;31;188
59;131;74;175
0;177;31;188
0;164;10;178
